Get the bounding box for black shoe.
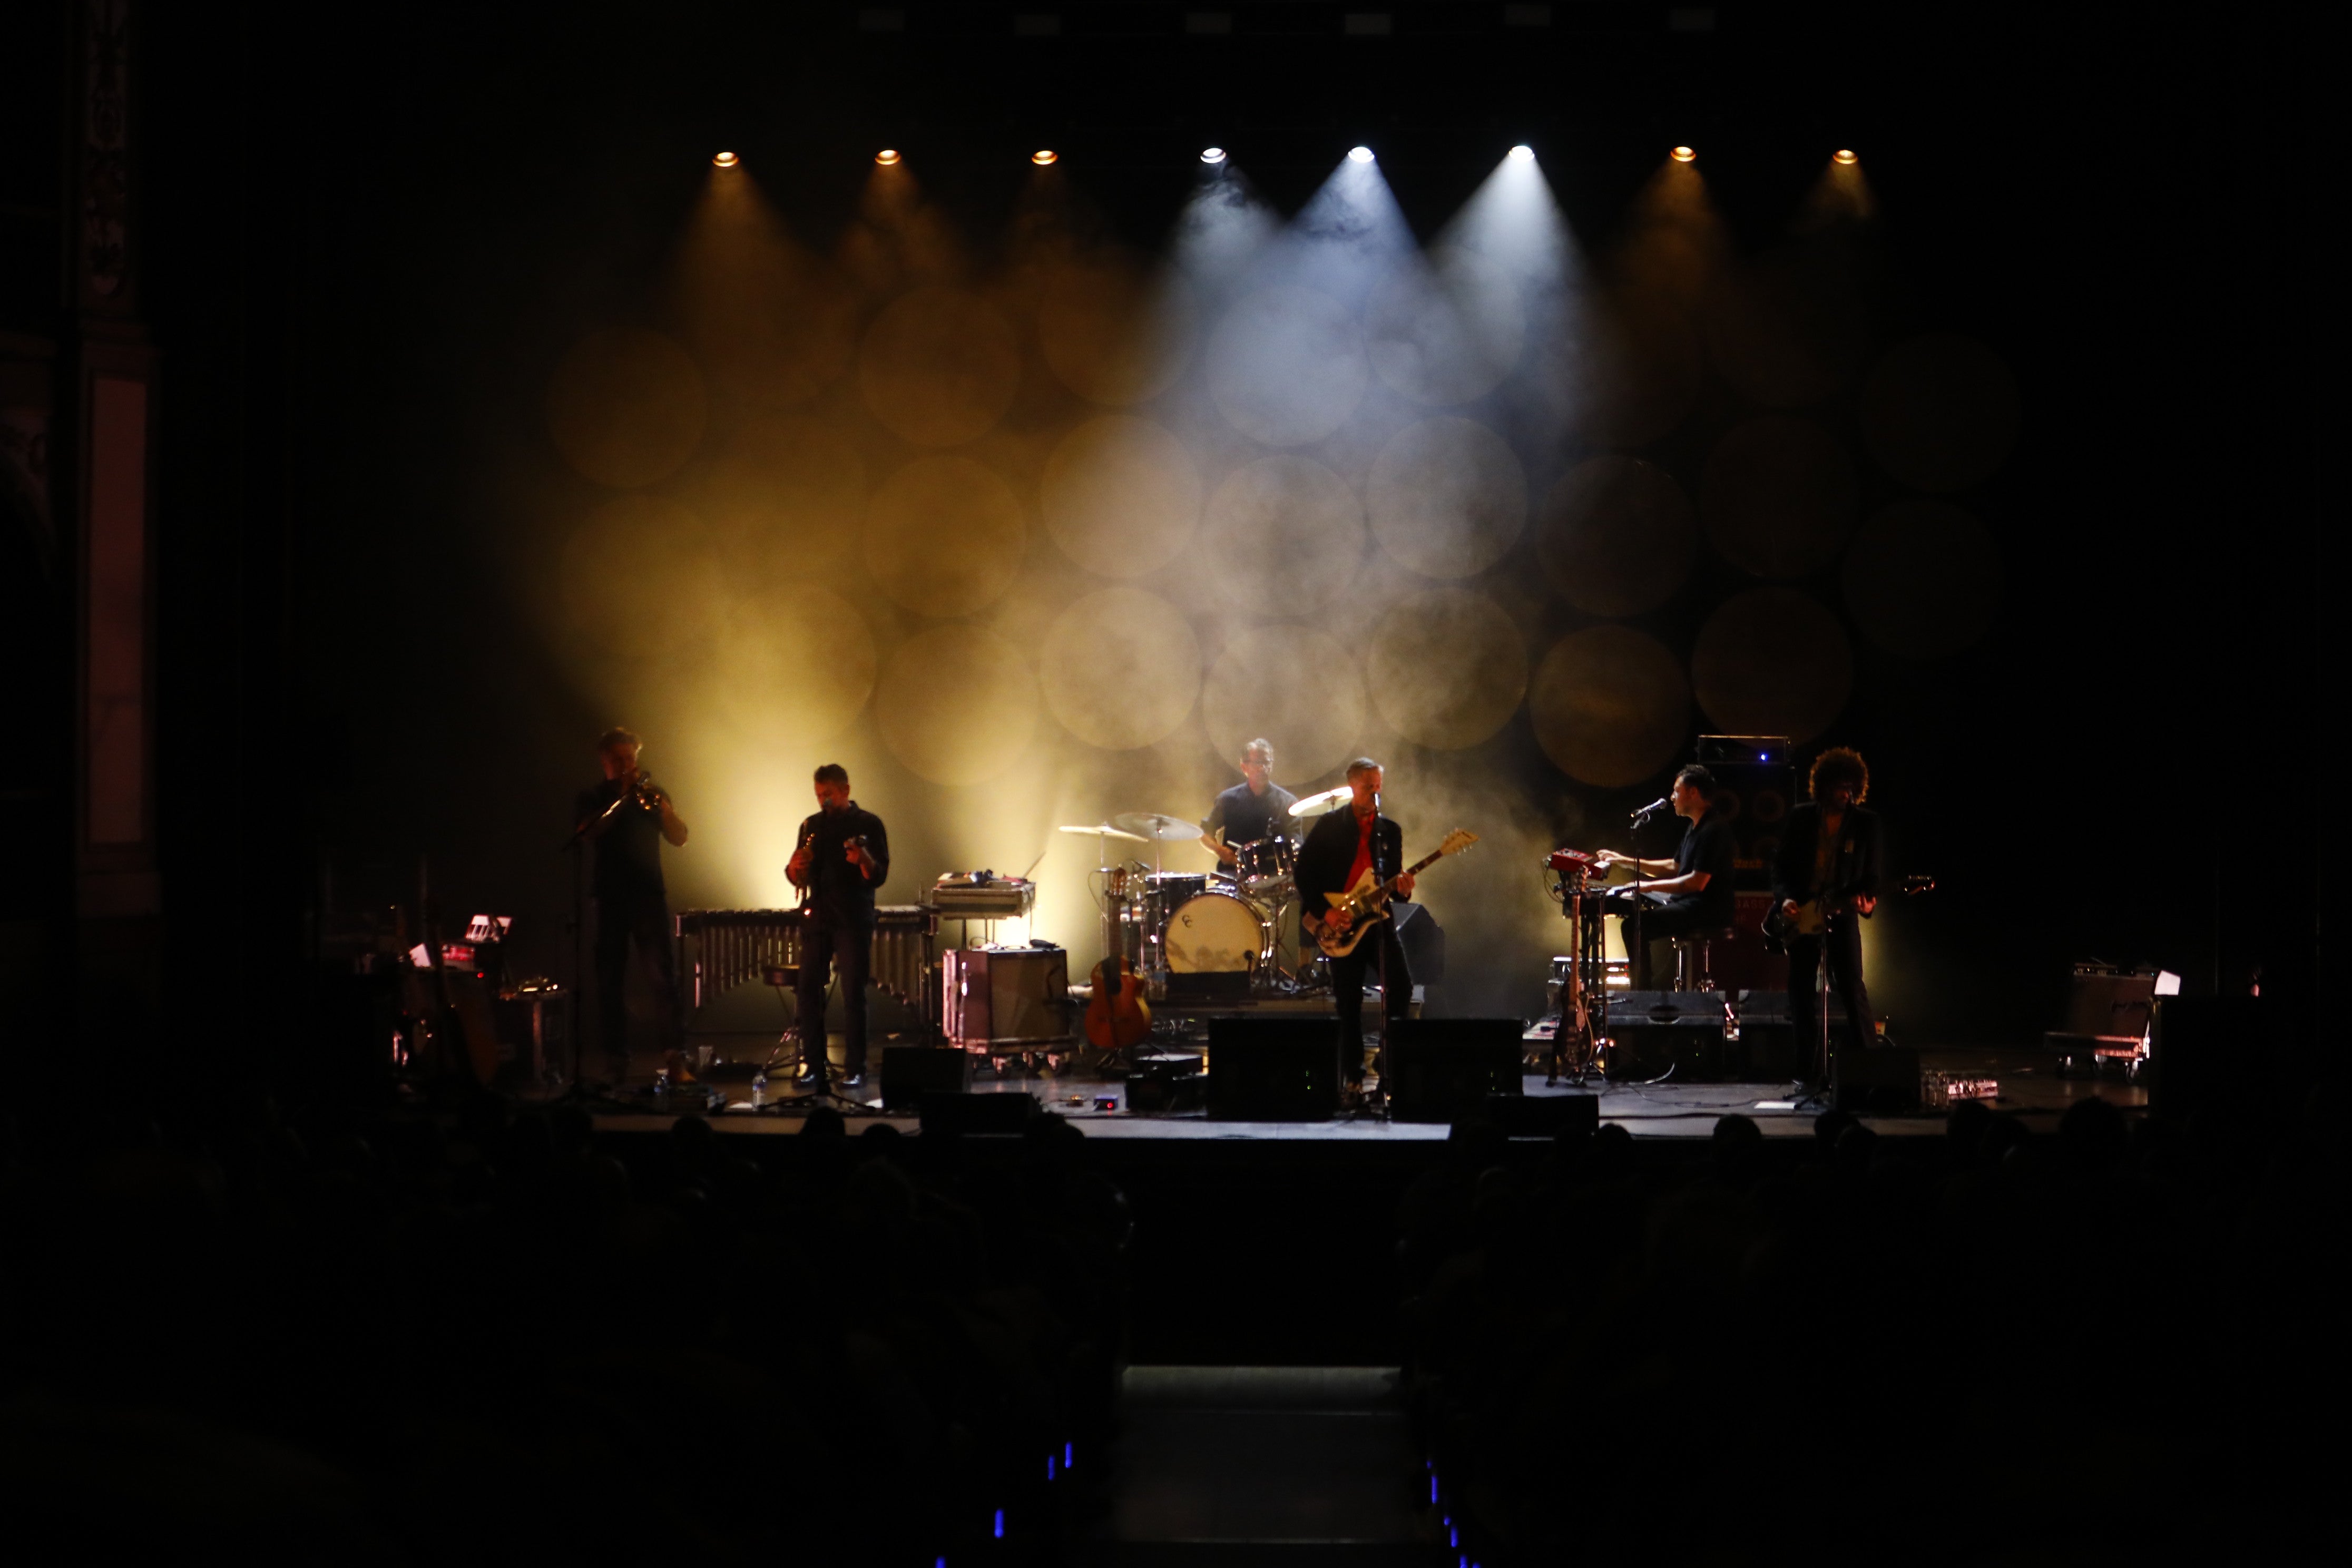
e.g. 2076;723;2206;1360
795;1065;824;1087
838;1072;866;1091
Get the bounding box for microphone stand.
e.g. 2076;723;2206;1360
557;787;633;1101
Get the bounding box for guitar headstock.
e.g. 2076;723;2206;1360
1436;829;1478;857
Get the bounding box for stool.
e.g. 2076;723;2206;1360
1669;928;1740;992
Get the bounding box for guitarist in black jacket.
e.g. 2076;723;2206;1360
1297;759;1416;1094
1771;748;1881;1060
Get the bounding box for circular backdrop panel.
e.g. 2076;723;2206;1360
1691;587;1854;742
1206;285;1368;447
865;456;1026;616
1199;455;1365;617
700;413;866;583
1535;455;1697;618
1201;625;1367;785
1701;416;1859;581
1038;261;1199;407
857;286;1022;447
1527;625;1691;789
559;494;726;662
1365;416;1527;581
1041;416;1202;579
546;328;708;490
1039;587;1203;750
875;624;1038;786
1367;587;1528;750
711;588;878;743
1365;247;1527;408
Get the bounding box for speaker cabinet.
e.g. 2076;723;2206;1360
882;1044;971;1110
1208;1017;1341;1121
2151;997;2257;1119
1385;1017;1523;1122
1605;991;1730;1081
1487;1092;1599;1139
917;1090;1036;1137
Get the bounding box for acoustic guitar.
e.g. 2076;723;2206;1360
1084;953;1152;1051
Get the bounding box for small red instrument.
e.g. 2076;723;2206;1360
1546;847;1603;874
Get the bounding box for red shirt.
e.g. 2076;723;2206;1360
1346;808;1376;892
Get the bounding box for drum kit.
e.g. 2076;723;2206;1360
1060;789;1350;999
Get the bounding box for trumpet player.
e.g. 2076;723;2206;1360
574;727;689;1084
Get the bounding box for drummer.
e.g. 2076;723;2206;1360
1200;738;1297;871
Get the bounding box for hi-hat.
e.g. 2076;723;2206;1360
1059;822;1149;844
1113;811;1199;842
1288;785;1353;818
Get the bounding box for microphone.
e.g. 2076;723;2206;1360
1630;796;1669;823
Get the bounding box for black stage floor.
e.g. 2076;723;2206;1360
582;1041;2142;1140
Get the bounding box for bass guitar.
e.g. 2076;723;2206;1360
1311;829;1478;958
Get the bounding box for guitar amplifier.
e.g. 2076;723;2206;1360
943;946;1071;1047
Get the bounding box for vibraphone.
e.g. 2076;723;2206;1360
673;906;940;1032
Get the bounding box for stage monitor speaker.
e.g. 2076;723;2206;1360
1834;1045;1921;1114
2151;996;2257;1119
1385;1017;1523;1123
917;1090;1036;1138
1208;1017;1341;1121
1485;1092;1599;1140
883;1045;971;1110
1605;991;1729;1082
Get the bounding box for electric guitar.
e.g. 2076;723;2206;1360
1760;873;1933;954
1311;830;1478;958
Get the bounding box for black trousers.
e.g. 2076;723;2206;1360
594;893;679;1061
796;915;874;1076
1788;916;1873;1061
1329;919;1412;1083
1602;891;1711;991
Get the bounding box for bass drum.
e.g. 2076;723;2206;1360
1164;890;1273;975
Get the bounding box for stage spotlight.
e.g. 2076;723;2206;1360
1671;145;1697;163
1201;146;1228;164
711;151;740;168
1032;149;1058;166
1508;144;1535;163
875;149;902;166
1833;148;1859;165
1347;145;1375;163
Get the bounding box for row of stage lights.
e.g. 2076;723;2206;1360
709;144;1862;169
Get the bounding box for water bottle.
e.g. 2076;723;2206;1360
653;1066;670;1106
751;1068;767;1109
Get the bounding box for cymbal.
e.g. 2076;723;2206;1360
1287;785;1352;818
1059;822;1149;844
1113;811;1199;842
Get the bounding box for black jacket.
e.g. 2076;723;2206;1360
1296;808;1402;935
1770;802;1881;913
793;802;890;926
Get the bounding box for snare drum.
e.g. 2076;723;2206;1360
1233;836;1295;890
1164;890;1274;976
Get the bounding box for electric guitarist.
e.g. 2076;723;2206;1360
1769;748;1881;1061
1296;759;1415;1097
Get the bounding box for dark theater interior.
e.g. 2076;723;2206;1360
0;3;2327;1562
